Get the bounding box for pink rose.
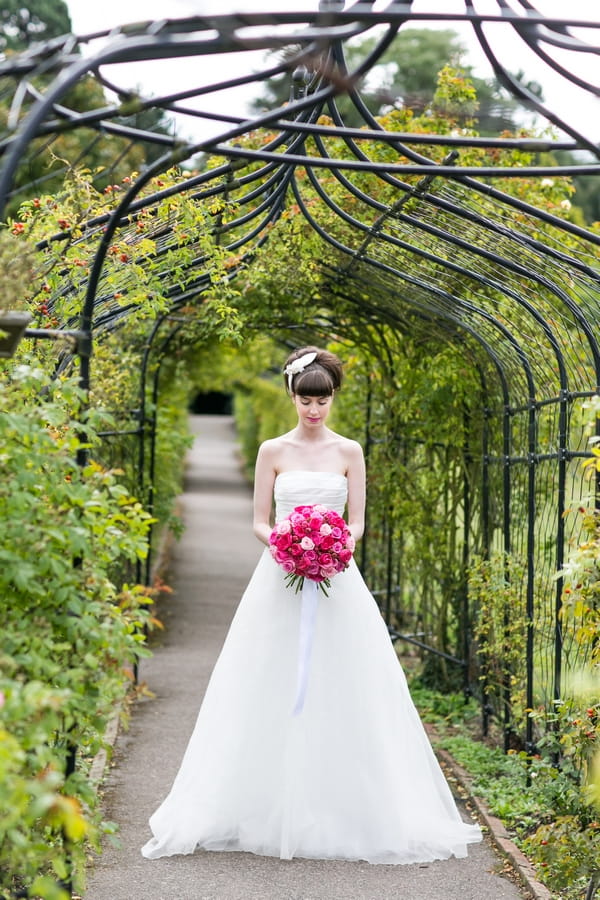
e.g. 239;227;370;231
275;533;292;551
271;507;354;588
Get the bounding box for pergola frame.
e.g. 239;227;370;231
1;1;599;759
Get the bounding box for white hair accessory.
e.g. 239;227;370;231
284;351;317;393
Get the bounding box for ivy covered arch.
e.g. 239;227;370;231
1;0;600;813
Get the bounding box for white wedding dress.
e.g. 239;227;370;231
141;470;481;864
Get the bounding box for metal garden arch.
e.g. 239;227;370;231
1;0;599;755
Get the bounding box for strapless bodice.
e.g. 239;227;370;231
274;470;348;521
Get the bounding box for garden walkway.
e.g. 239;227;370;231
84;414;528;900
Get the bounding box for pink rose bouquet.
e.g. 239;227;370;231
269;503;355;594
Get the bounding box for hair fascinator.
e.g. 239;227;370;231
284;351;317;392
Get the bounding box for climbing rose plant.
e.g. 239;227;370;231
0;364;154;898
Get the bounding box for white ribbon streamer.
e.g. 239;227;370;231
292;578;320;716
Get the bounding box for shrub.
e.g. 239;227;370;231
0;364;153;897
523;817;600;896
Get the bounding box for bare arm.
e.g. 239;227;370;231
253;440;278;545
345;440;366;542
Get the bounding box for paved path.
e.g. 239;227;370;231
85;415;527;900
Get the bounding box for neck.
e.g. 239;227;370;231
294;422;329;442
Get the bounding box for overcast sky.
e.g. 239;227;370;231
64;1;600;145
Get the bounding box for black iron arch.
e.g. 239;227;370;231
290;161;574;393
1;1;599;763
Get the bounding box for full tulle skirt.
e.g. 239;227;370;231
141;550;481;864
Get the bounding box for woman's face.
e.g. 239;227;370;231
293;393;333;428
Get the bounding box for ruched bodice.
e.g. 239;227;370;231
274;470;348;521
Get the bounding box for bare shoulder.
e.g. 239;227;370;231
337;435;364;461
256;437;278;464
258;433;291;453
330;433;364;472
256;434;292;467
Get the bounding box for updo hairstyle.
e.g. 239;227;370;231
283;346;343;396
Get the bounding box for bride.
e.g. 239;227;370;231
141;346;482;864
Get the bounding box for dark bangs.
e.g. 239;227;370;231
294;366;335;396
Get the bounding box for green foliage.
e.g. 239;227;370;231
1;88;150;216
408;684;479;726
560;517;600;670
468;553;528;731
5;165;243;338
439;729;597;897
532;699;600;786
364;28;469;113
0;229;38;310
0;364;154;896
0;681;83;900
2;159;246;539
332;334;481;689
503;397;600;896
523;818;600;896
432;63;479;121
419;671;600;897
0;0;71;52
442;733;580;827
0;49;596;896
412;687;598;896
150;359;195;529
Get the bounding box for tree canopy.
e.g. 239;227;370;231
251;27;542;136
0;0;71;53
0;0;175;214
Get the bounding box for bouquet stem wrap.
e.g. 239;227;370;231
292;578;319;716
269;503;355;716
